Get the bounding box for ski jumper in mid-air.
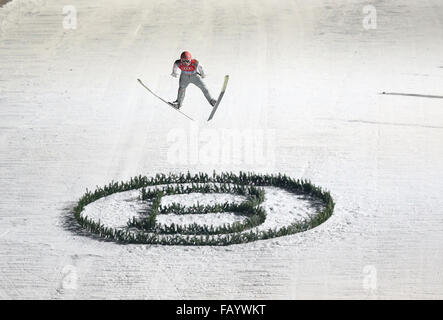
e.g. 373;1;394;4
170;51;217;109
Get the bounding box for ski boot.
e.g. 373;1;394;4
169;100;181;109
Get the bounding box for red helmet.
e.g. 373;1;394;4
180;51;192;60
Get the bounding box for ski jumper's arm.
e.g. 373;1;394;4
171;60;180;77
196;62;206;78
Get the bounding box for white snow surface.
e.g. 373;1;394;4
1;0;443;299
156;192;248;227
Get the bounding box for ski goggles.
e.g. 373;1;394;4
181;59;191;64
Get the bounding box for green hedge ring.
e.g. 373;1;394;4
73;172;335;246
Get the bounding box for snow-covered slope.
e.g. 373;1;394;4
1;0;443;299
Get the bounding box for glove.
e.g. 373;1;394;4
171;73;178;78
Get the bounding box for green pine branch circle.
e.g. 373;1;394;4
73;172;335;246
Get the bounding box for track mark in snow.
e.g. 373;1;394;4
346;119;443;130
319;117;443;130
380;92;443;99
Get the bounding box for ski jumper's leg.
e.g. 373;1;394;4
177;74;191;106
191;74;214;105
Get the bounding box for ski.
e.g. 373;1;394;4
207;75;229;121
137;78;194;121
